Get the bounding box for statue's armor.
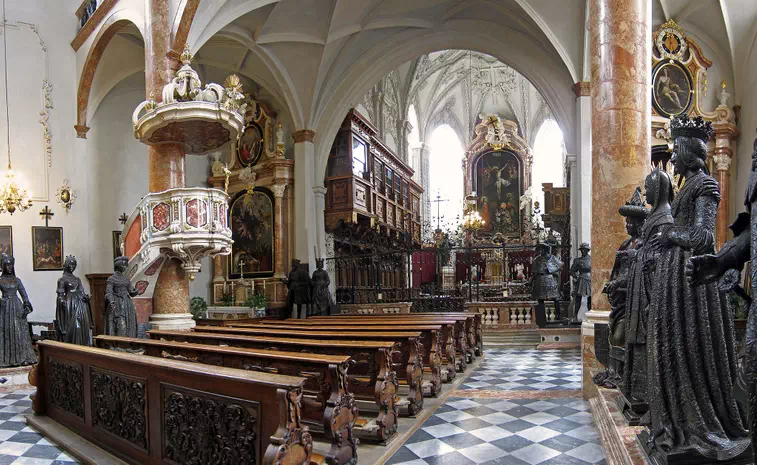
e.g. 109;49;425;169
571;255;592;296
531;255;561;300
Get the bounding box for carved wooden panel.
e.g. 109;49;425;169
355;185;366;207
48;357;84;419
162;385;260;465
91;368;148;450
388;205;395;226
376;199;385;221
332;181;349;205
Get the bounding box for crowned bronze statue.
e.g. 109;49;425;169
56;255;93;346
594;187;648;389
531;242;563;327
686;133;757;460
311;258;334;316
0;255;36;367
104;256;139;337
283;259;311;319
618;168;674;424
570;243;591;321
643;115;749;461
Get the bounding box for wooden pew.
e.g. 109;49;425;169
148;330;399;443
193;326;426;416
95;335;357;465
231;321;448;390
30;340;312;465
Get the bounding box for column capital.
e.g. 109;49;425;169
713;152;732;172
572;81;590;98
271;184;287;198
292;129;316;143
312;186;328;197
74;124;90;139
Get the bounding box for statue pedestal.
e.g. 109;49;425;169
638;429;752;465
148;313;196;331
589;386;650;465
536;327;580;349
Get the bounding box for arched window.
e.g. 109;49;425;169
428;124;464;231
532;119;565;209
407;104;421;181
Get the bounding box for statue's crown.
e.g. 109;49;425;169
670;114;713;143
618;186;648;218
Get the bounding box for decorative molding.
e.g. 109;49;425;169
292;129;315;143
74;125;90;139
572;81;590;98
40;80;53;168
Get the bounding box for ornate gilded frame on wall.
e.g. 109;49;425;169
233;99;277;169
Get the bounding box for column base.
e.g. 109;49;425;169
582;311;609;400
149;313;196;331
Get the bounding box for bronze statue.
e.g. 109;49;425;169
644;115;748;460
570;243;591;320
311;258;334;316
56;255;93;346
619;168;674;423
594;187;647;389
0;255;36;367
531;243;562;327
283;259;311;319
685;134;757;460
104;256;139;337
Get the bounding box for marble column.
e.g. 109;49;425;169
573;82;592;248
292;130;317;269
712;109;738;250
313;185;328;258
144;0;193;330
583;0;651;399
566;153;579;257
271;184;287;278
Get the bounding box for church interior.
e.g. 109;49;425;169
0;0;755;464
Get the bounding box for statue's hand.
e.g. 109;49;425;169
23;302;32;316
685;255;723;287
83;294;91;303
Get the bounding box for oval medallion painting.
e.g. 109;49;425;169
652;61;692;117
237;121;264;167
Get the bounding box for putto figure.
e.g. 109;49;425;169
570;243;591;320
56;255;93;346
104;256;139;337
530;242;562;327
645;115;749;460
0;254;36;367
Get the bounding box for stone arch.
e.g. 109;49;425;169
312;21;577;184
75;11;145;137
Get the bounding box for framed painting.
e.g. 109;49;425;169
32;226;63;271
0;226;12;256
112;230;122;260
473;150;522;236
228;189;274;278
652;60;693;118
237;121;264;167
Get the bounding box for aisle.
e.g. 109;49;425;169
386;349;605;465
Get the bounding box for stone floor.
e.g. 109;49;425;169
0;389;78;464
386;348;605;465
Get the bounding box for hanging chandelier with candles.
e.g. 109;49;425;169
0;0;31;215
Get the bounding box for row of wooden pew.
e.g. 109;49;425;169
30;312;483;465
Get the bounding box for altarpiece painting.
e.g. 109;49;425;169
228;189;274;278
474;151;522;236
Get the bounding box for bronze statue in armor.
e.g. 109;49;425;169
311;258;334;316
531;243;562;327
104;256;139;338
283;259;311;319
570;243;592;320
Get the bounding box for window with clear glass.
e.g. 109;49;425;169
386;168;393;199
352;137;367;177
375;160;384;194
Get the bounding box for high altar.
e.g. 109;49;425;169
206;97;293;312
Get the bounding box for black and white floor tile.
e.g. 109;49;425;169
0;390;78;465
387;349;604;465
459;349;582;392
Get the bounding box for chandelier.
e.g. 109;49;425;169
462;210;485;231
0;0;32;215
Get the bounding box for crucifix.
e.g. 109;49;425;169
39;206;54;227
431;192;448;231
118;213;128;225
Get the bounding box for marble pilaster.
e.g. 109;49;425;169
271;184;287;278
711;115;738;250
584;0;651;398
292;129;317;269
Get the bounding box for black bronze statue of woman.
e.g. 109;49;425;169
645;115;749;460
104;256;139;337
620;168;673;422
56;255;93;345
0;254;36;367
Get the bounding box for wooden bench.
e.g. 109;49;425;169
148;330;399;443
234;321;449;389
95;335;357;465
30;340;312;465
194;326;425;416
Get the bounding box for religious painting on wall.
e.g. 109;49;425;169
112;230;122;260
228;189;274;278
474;150;521;236
32;226;63;271
652;61;692;117
0;226;12;256
237;121;264;167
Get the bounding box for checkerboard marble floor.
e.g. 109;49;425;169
386;348;604;465
0;390;78;465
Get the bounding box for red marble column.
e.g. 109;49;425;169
271;184;287;278
584;0;651;397
145;0;191;327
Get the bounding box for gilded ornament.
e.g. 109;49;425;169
55;178;76;212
